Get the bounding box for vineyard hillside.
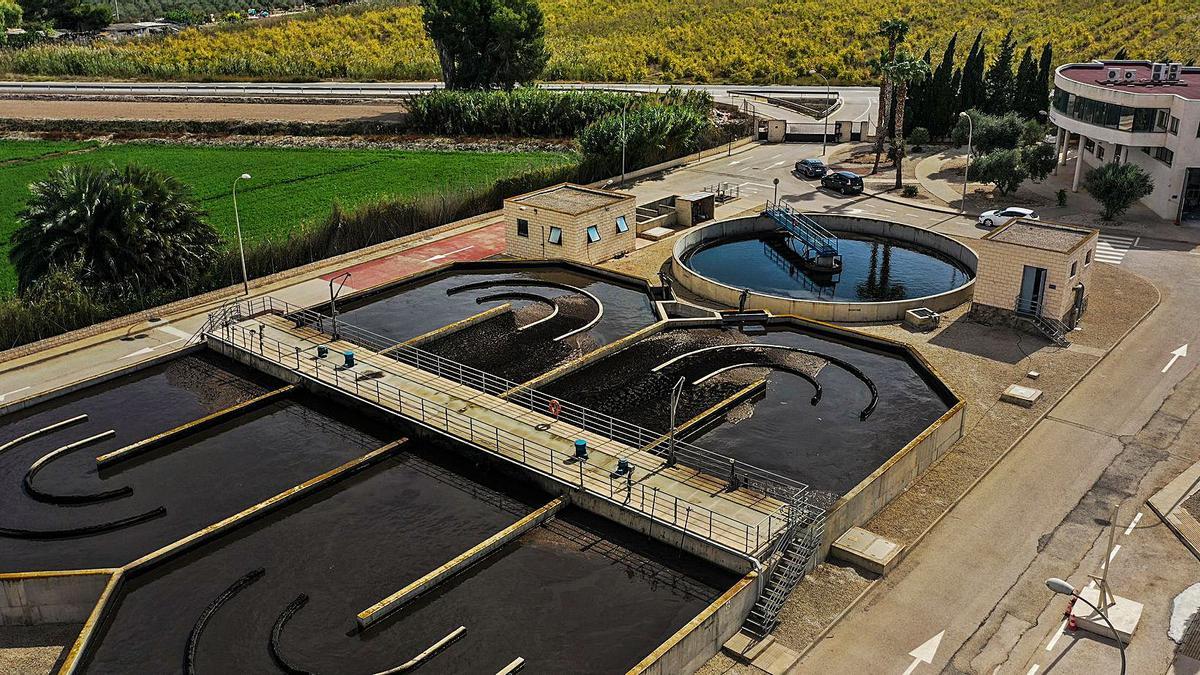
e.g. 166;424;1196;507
3;0;1198;83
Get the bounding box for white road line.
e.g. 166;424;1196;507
1100;543;1122;570
1045;619;1068;651
729;160;742;166
1027;665;1040;675
769;153;782;159
0;386;31;402
157;325;192;340
769;160;786;167
1125;512;1143;535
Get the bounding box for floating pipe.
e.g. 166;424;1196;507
0;506;166;539
24;430;132;504
373;626;467;674
652;344;877;419
0;414;88;456
691;362;822;405
269;594;314;675
446;279;603;342
185;568;266;675
473;292;560;331
496;656;526;674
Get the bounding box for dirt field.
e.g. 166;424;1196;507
0;99;403;123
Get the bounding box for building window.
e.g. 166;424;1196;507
1153;146;1174;166
586;225;601;243
1169;116;1180;135
516;218;529;237
1085;249;1092;266
548;226;562;245
1070;261;1078;277
616;215;629;233
1096;144;1105;161
1155;109;1169;131
1084;138;1095;153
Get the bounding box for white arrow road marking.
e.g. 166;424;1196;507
902;630;944;675
424;245;474;263
120;337;185;360
1125;512;1143;535
0;386;31;402
1162;344;1189;373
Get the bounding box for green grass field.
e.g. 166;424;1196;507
0;140;576;293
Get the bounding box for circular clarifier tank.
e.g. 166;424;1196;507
672;213;978;321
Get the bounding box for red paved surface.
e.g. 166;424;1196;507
321;222;506;290
1059;62;1200;100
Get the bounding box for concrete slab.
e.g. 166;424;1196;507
723;631;774;662
830;526;902;575
641;226;676;242
1001;384;1043;408
1071;586;1143;643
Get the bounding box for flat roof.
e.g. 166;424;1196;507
984;219;1096;254
1058;61;1200;101
509;183;631;216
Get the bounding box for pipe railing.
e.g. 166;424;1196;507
210;318;793;556
214;296;815;510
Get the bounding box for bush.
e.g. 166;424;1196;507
577;103;711;176
908;127;930;151
968;148;1026;196
902;185;919;197
952;110;1026;154
407;89;634;137
1084;162;1154;220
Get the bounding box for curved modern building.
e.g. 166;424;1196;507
1049;60;1200;224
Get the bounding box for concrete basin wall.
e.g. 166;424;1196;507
671;214;978;322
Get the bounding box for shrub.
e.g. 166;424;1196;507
577;104;711;175
952;110;1026;154
902;185;918;197
968;148;1026;196
908;127;930;151
406;89;634;137
1083;162;1154;220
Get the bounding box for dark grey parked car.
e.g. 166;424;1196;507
794;158;827;178
821;170;864;195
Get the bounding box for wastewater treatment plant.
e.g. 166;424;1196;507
1;258;965;674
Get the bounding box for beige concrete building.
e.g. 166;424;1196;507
504;184;637;264
970;219;1098;332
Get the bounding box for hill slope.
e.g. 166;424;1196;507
4;0;1198;84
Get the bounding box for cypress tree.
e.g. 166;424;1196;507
984;30;1016;113
1036;43;1053;97
906;47;933;134
1014;46;1041;119
959;31;987;114
928;32;958;138
1113;47;1129;60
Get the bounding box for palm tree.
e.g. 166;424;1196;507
871;18;910;174
884;51;931;189
11;163;220;295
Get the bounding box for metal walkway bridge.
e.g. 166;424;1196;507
202;297;824;564
764;201;840;260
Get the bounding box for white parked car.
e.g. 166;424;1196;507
978;207;1040;228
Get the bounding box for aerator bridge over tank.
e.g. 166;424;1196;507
764;200;842;273
202;296;824;570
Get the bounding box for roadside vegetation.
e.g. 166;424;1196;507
1;0;1196;83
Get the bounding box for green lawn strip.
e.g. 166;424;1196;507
0;141;576;294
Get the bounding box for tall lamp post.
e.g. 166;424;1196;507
1045;578;1126;675
808;69;830;156
667;376;685;467
232;173;252;295
958;112;973;214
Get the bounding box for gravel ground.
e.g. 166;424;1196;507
0;624;78;675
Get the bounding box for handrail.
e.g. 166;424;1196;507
765;201;839;256
208;314;797;557
220;296;814;509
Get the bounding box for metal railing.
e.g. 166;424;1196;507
211;297;814;511
208;314;794;557
765;200;839;258
1013;294;1070;345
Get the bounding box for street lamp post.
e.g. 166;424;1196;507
232;173;252;295
1045;578;1126;675
958;112;973;214
809;69;830;156
773;177;780;203
667;376;685;467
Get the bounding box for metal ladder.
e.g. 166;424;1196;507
764;201;839;259
1027;314;1070;347
744;511;825;637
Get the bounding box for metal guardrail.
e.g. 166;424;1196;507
215;296;814;512
207;308;795;557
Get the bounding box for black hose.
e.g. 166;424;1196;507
184;568;266;675
0;506;166;539
270;594;317;675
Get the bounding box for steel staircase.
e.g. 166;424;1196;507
1014;296;1070;347
764;201;839;260
744;509;825;637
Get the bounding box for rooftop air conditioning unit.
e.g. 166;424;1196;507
1123;68;1138;83
1168;62;1183;81
1106;67;1121;82
1151;62;1167;82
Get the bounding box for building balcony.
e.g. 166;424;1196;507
1048;109;1169;147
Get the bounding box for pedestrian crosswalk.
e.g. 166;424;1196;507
1095;234;1136;265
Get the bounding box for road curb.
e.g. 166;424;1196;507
787;269;1164;670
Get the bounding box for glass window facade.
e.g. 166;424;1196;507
548;226;562;245
1052;87;1167;133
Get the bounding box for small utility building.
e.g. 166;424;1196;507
971;219;1099;331
504;184;636;264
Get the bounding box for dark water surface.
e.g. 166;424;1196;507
544;326;953;507
0;353;392;572
81;448;732;674
684;231;972;302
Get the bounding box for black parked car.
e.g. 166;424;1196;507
794;158;827;178
821;170;864;195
